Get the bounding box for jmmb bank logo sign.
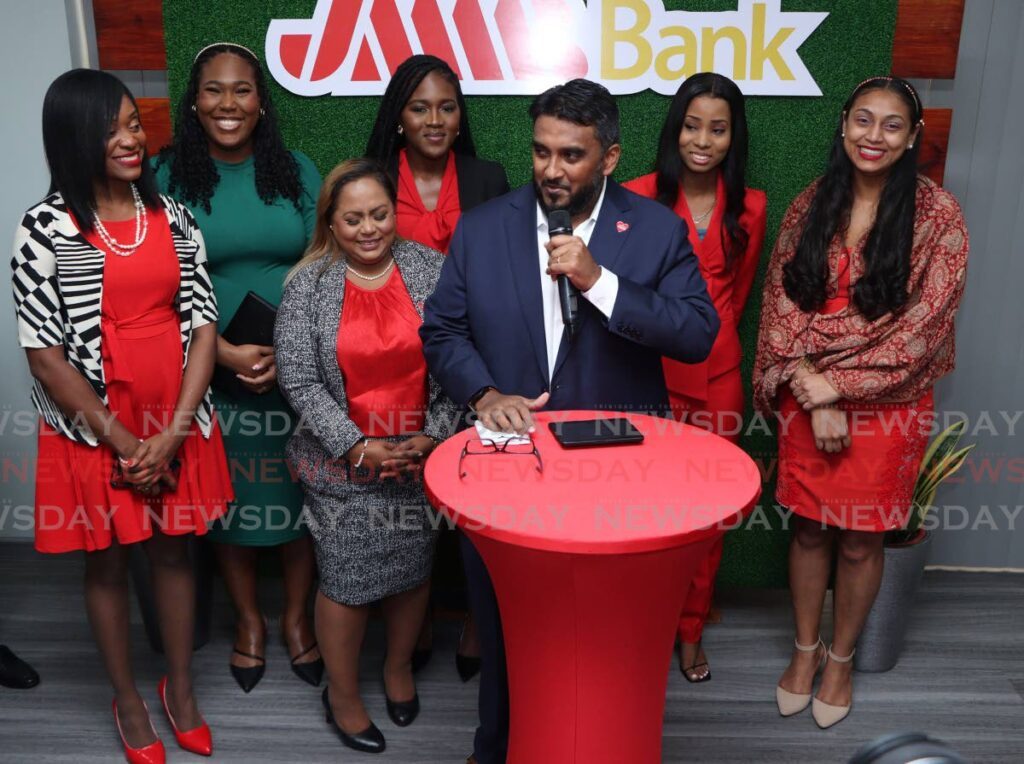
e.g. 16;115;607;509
266;0;828;97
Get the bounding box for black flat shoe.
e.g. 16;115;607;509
322;688;385;754
289;643;324;687
0;645;40;689
385;693;420;727
230;648;265;693
411;648;432;674
455;653;481;682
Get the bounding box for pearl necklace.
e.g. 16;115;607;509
92;183;148;257
346;257;395;281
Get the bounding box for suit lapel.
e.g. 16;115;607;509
505;189;550;385
588;180;634;275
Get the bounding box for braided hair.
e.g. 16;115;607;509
783;76;924;321
157;43;302;214
365;54;477;171
652;72;750;266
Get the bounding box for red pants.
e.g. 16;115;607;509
669;370;743;643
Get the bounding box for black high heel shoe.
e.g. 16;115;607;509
322;688;385;754
229;648;265;693
289;642;324;687
385;692;420;727
455;653;481;682
678;641;711;684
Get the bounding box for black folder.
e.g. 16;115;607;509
211;291;278;399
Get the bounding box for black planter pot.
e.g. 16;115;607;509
854;529;931;672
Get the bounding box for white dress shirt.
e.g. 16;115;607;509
534;179;620;381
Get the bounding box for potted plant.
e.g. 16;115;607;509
854;420;976;672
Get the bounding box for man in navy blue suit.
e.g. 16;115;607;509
421;79;718;764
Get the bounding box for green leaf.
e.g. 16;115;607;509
915;444;976;503
917;419;967;482
904;427;976;538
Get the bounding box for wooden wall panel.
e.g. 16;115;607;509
94;0;166;70
918;108;952;186
138;98;173;154
892;0;965;78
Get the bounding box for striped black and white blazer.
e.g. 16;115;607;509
10;192;218;445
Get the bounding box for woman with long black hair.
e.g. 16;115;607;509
366;53;509;679
155;42;323;693
753;76;969;728
365;54;508;254
625;72;766;683
12;69;233;762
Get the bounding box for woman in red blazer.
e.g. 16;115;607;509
625;72;766;683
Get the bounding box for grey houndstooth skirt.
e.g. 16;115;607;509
302;469;440;606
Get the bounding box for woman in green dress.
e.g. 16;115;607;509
155;42;323;692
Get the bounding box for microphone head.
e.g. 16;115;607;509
547;209;573;237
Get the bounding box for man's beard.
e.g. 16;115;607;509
534;168;604;220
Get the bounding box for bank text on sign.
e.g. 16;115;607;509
266;0;828;97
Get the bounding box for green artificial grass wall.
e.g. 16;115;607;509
163;0;898;587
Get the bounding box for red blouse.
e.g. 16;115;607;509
336;269;427;437
396;148;461;254
624;172;767;402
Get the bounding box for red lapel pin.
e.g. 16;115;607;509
616;220;630;233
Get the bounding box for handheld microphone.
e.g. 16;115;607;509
547;209;579;339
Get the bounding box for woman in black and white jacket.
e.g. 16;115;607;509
11;69;233;763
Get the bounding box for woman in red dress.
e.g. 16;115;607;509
625;72;766;683
11;70;233;763
366;54;509;679
753;77;969;728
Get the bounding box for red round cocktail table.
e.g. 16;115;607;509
424;410;760;763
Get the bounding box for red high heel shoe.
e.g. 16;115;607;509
113;699;166;764
157;676;212;756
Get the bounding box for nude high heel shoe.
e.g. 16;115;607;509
812;646;855;729
776;637;825;716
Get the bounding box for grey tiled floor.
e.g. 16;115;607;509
1;542;1021;763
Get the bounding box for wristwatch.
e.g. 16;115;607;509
467;385;496;412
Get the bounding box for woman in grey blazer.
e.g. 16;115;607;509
275;158;456;754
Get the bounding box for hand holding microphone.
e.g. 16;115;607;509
545;209;602;339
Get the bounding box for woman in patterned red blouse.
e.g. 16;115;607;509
752;77;969;729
